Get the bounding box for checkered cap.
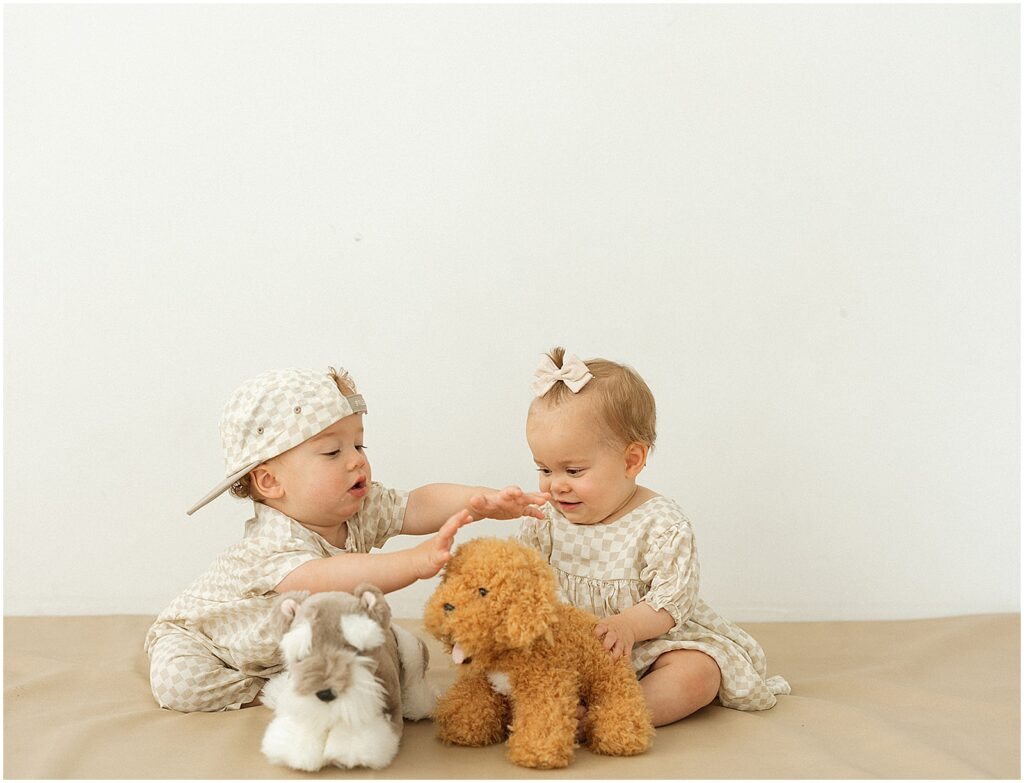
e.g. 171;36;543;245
186;366;367;515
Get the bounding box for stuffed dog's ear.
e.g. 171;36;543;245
496;593;555;649
270;591;314;663
495;546;558;649
331;583;387;652
339;612;386;652
352;582;391;628
334;583;386;652
269;590;310;640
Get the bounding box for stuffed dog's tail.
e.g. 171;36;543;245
393;625;436;720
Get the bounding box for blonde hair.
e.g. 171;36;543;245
229;368;358;501
530;346;657;450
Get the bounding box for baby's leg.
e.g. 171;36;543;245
148;631;263;712
639;649;721;727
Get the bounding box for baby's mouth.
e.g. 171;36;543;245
557;500;581;511
347;477;368;495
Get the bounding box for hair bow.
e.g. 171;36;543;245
531;353;594;397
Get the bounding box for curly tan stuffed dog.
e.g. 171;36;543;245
424;538;653;769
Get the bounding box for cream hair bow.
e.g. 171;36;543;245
531;353;594;397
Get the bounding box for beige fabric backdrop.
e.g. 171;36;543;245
4;613;1019;778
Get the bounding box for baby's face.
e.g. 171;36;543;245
266;413;371;529
526;400;639;526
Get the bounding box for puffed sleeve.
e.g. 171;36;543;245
514;504;553;558
347;482;410;551
638;524;700;630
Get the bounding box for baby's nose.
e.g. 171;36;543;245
316;689;336;702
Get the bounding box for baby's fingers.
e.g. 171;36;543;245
593;623;608;639
601;631;619;652
437;510;474;546
527;492;551;517
505;487;550;519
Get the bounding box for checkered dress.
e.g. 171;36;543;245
145;482;408;712
516;496;790;711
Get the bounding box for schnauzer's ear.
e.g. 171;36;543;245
339;612;386;652
352;582;391;628
269;590;309;640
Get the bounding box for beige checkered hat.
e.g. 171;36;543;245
186;366;367;515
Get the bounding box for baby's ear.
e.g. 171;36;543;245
250;465;284;500
269;591;309;640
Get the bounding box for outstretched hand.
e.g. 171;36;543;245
413;509;475;579
468;485;551;521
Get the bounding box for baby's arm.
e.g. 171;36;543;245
274;510;473;594
597;521;699;660
594;604;675;661
401;484;549;535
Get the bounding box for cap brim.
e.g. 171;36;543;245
186;460;261;516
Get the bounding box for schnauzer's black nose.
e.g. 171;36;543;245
316;689;336;702
443;603;454;613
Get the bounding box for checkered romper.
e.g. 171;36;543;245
145;483;408;712
516;497;790;711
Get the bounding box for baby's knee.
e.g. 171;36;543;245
150;668;256;712
148;637;257;712
152;685;197;713
686;652;722;703
149;664;196;712
149;659;200;711
695;657;722;702
662;650;722;703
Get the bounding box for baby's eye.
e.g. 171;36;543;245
323;450;340;457
536;468;551;475
356;445;367;452
566;468;585;476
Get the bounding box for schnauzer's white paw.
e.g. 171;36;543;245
261;715;326;771
325;718;400;769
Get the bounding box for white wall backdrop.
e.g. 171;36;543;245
4;4;1019;621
